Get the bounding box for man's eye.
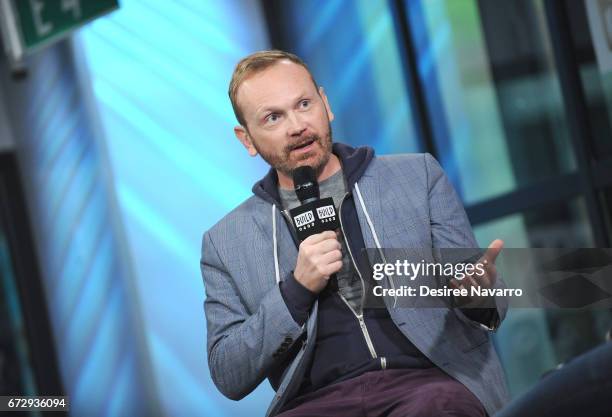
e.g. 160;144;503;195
300;100;310;108
266;114;279;123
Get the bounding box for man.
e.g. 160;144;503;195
201;50;509;417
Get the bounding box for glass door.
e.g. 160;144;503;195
402;0;612;397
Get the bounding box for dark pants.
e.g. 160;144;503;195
277;367;487;417
495;342;612;417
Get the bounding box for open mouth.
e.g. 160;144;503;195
292;138;316;151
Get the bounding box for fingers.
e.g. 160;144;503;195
295;231;343;293
319;237;342;253
474;240;502;288
455;261;496;291
481;263;496;287
298;231;342;275
321;260;343;276
320;248;342;265
317;245;342;276
302;230;337;245
451;275;478;290
450;278;463;290
483;239;504;264
458;239;501;290
465;274;480;289
305;231;341;251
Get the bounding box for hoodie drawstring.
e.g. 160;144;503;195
272;204;281;284
354;183;382;249
354;183;398;306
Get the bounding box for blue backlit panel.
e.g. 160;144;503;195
270;0;421;155
5;43;155;416
79;0;273;415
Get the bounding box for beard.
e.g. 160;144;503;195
253;123;333;179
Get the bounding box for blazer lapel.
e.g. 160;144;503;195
276;208;299;280
353;172;431;316
251;199;298;286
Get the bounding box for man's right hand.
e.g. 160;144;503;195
294;230;343;293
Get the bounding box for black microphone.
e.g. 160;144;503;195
293;166;319;204
290;166;340;292
289;166;340;242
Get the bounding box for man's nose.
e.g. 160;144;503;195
287;111;306;137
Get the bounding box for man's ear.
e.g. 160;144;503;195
234;125;258;157
319;86;334;123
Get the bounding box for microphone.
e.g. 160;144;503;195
289;166;340;242
290;167;340;292
293;166;319;205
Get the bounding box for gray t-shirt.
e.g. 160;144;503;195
279;169;363;313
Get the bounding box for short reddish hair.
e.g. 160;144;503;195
228;50;318;127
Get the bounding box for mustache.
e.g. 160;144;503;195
286;135;319;152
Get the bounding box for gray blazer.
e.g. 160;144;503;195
201;153;510;416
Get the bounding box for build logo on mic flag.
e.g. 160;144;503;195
294;211;315;229
289;197;339;241
316;205;336;223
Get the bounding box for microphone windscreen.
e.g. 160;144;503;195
293;166;319;203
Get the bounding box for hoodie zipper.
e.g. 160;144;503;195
281;195;384;367
338;192;380;361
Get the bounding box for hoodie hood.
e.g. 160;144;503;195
252;142;375;205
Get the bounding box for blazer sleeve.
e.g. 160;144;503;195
424;152;508;330
201;230;305;400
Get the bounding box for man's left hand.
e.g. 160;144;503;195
449;239;504;308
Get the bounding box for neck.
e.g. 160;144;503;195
277;154;341;190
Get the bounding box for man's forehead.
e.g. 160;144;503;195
237;62;315;111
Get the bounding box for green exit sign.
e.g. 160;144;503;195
0;0;118;63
